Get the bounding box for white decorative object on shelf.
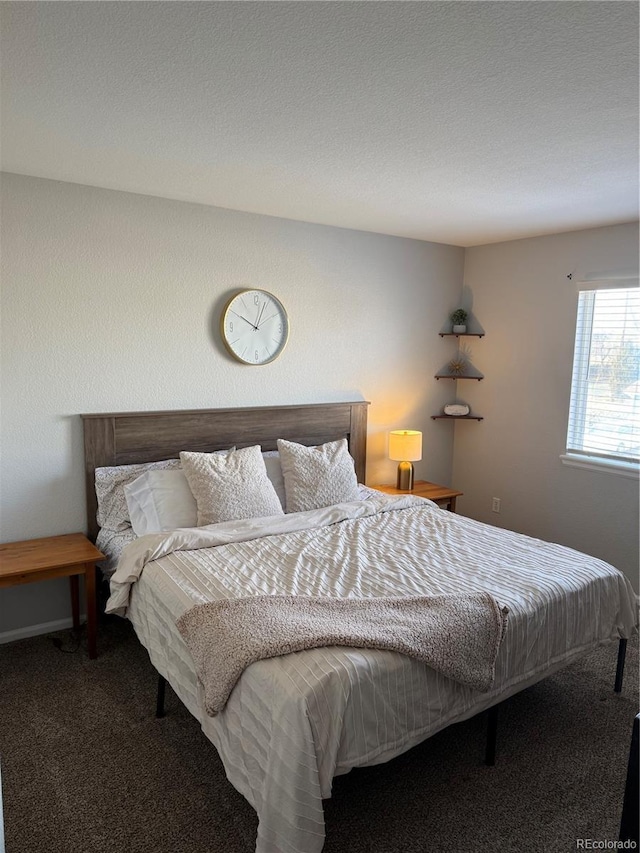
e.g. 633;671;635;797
444;404;470;417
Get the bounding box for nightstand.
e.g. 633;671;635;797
372;480;463;512
0;533;104;658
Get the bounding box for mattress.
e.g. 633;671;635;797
108;494;637;853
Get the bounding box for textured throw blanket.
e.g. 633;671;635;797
176;593;509;716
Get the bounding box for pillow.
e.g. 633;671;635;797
95;459;181;532
277;438;360;513
180;445;284;525
124;469;198;535
262;450;286;509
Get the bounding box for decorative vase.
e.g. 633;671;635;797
452;324;467;334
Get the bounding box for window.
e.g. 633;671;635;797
564;287;640;476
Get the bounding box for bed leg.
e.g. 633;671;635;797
615;639;627;693
485;705;498;766
156;674;167;718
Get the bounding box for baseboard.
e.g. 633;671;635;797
0;616;85;646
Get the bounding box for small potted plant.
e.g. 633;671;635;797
451;308;468;334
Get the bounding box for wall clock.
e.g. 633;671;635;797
220;289;289;365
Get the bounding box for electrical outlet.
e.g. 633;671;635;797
492;497;501;513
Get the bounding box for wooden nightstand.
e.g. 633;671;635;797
372;480;463;512
0;533;104;658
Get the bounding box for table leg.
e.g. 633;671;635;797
69;574;80;630
449;497;457;513
85;563;97;659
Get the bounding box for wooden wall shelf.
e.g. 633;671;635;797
431;415;484;421
433;320;485;421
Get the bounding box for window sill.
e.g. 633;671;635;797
560;453;639;480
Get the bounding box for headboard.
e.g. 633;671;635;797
81;401;369;540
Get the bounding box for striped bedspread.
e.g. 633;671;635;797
108;494;637;853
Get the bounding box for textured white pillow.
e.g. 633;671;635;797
180;445;284;525
95;459;181;532
124;469;198;535
277;438;360;513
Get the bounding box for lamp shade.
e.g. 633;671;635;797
389;430;422;462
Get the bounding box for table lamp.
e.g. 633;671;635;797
388;429;422;490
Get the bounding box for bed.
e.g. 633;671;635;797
81;402;637;853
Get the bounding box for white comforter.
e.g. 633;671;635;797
107;495;637;853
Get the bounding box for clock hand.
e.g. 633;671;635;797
255;302;266;330
257;312;278;328
231;310;258;330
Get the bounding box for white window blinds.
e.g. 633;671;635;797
566;287;640;466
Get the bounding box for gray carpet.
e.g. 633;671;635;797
0;617;637;853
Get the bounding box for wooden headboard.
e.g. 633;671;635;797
81;401;369;540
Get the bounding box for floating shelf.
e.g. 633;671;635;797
431;414;484;421
435;374;484;381
435;321;485;423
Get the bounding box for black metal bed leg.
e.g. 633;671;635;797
485;705;498;766
615;639;627;693
156;674;167;718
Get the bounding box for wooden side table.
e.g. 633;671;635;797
372;480;463;512
0;533;104;658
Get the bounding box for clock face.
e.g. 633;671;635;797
221;289;289;365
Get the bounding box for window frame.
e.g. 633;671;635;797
561;282;639;480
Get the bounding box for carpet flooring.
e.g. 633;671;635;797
0;617;637;853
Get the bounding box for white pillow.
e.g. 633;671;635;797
95;459;181;532
262;450;286;508
180;445;284;525
277;438;360;513
124;469;198;535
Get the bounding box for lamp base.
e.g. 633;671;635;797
396;461;414;491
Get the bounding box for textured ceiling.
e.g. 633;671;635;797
1;2;638;246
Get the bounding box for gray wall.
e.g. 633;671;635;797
1;175;636;641
0;173;464;639
452;222;639;590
